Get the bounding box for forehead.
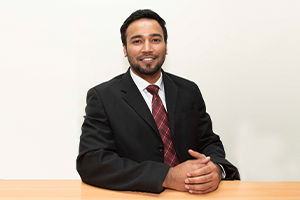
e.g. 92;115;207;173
126;18;164;40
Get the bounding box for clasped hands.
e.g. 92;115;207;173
162;149;222;194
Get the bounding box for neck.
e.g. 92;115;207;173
131;68;161;84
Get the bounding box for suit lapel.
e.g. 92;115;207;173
163;72;178;136
121;69;160;137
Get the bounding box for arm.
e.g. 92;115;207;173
174;84;239;194
195;85;240;180
76;88;169;193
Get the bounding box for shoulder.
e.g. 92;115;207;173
89;73;124;93
85;73;126;103
164;71;199;91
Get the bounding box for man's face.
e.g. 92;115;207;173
123;18;167;78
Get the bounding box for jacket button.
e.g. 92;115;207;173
158;146;163;153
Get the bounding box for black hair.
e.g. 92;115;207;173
120;9;168;47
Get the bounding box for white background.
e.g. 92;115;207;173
1;0;299;181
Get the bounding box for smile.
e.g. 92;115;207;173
142;58;154;61
137;54;159;62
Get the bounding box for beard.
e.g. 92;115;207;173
126;50;166;76
130;60;162;75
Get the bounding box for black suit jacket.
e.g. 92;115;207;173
76;68;240;193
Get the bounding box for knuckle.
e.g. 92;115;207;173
213;173;219;180
204;184;211;190
203;175;210;182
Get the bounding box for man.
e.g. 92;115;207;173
76;9;240;194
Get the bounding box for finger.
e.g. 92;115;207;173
188;150;210;163
185;181;219;194
188;186;216;194
188;149;205;159
187;164;212;177
185;173;213;184
184;182;212;192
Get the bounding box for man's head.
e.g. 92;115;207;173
120;9;168;47
120;9;168;82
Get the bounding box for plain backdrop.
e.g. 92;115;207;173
1;0;299;181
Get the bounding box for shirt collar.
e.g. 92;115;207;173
130;68;164;93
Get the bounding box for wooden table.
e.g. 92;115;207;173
0;180;300;199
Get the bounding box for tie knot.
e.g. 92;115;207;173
146;85;159;95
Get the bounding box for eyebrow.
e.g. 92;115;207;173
129;33;163;41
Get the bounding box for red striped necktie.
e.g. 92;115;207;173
146;85;180;167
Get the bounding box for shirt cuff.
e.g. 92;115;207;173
218;164;226;179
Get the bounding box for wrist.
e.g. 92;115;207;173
214;164;221;180
162;167;174;188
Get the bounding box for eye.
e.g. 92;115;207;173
153;38;161;43
133;40;142;44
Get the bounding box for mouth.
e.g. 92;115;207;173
141;57;155;62
138;54;158;63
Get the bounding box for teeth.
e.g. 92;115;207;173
143;58;153;61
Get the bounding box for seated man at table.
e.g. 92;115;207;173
76;9;240;194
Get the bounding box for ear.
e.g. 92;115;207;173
123;44;127;57
165;42;168;55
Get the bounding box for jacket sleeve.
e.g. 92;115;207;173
194;85;240;180
76;88;170;193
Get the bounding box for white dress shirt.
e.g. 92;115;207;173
130;68;167;113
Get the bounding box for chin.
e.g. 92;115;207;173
141;65;161;75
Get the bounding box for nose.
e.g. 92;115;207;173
142;40;153;53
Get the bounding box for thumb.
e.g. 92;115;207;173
188;149;210;163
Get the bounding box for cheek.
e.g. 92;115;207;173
127;47;140;57
155;45;167;54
